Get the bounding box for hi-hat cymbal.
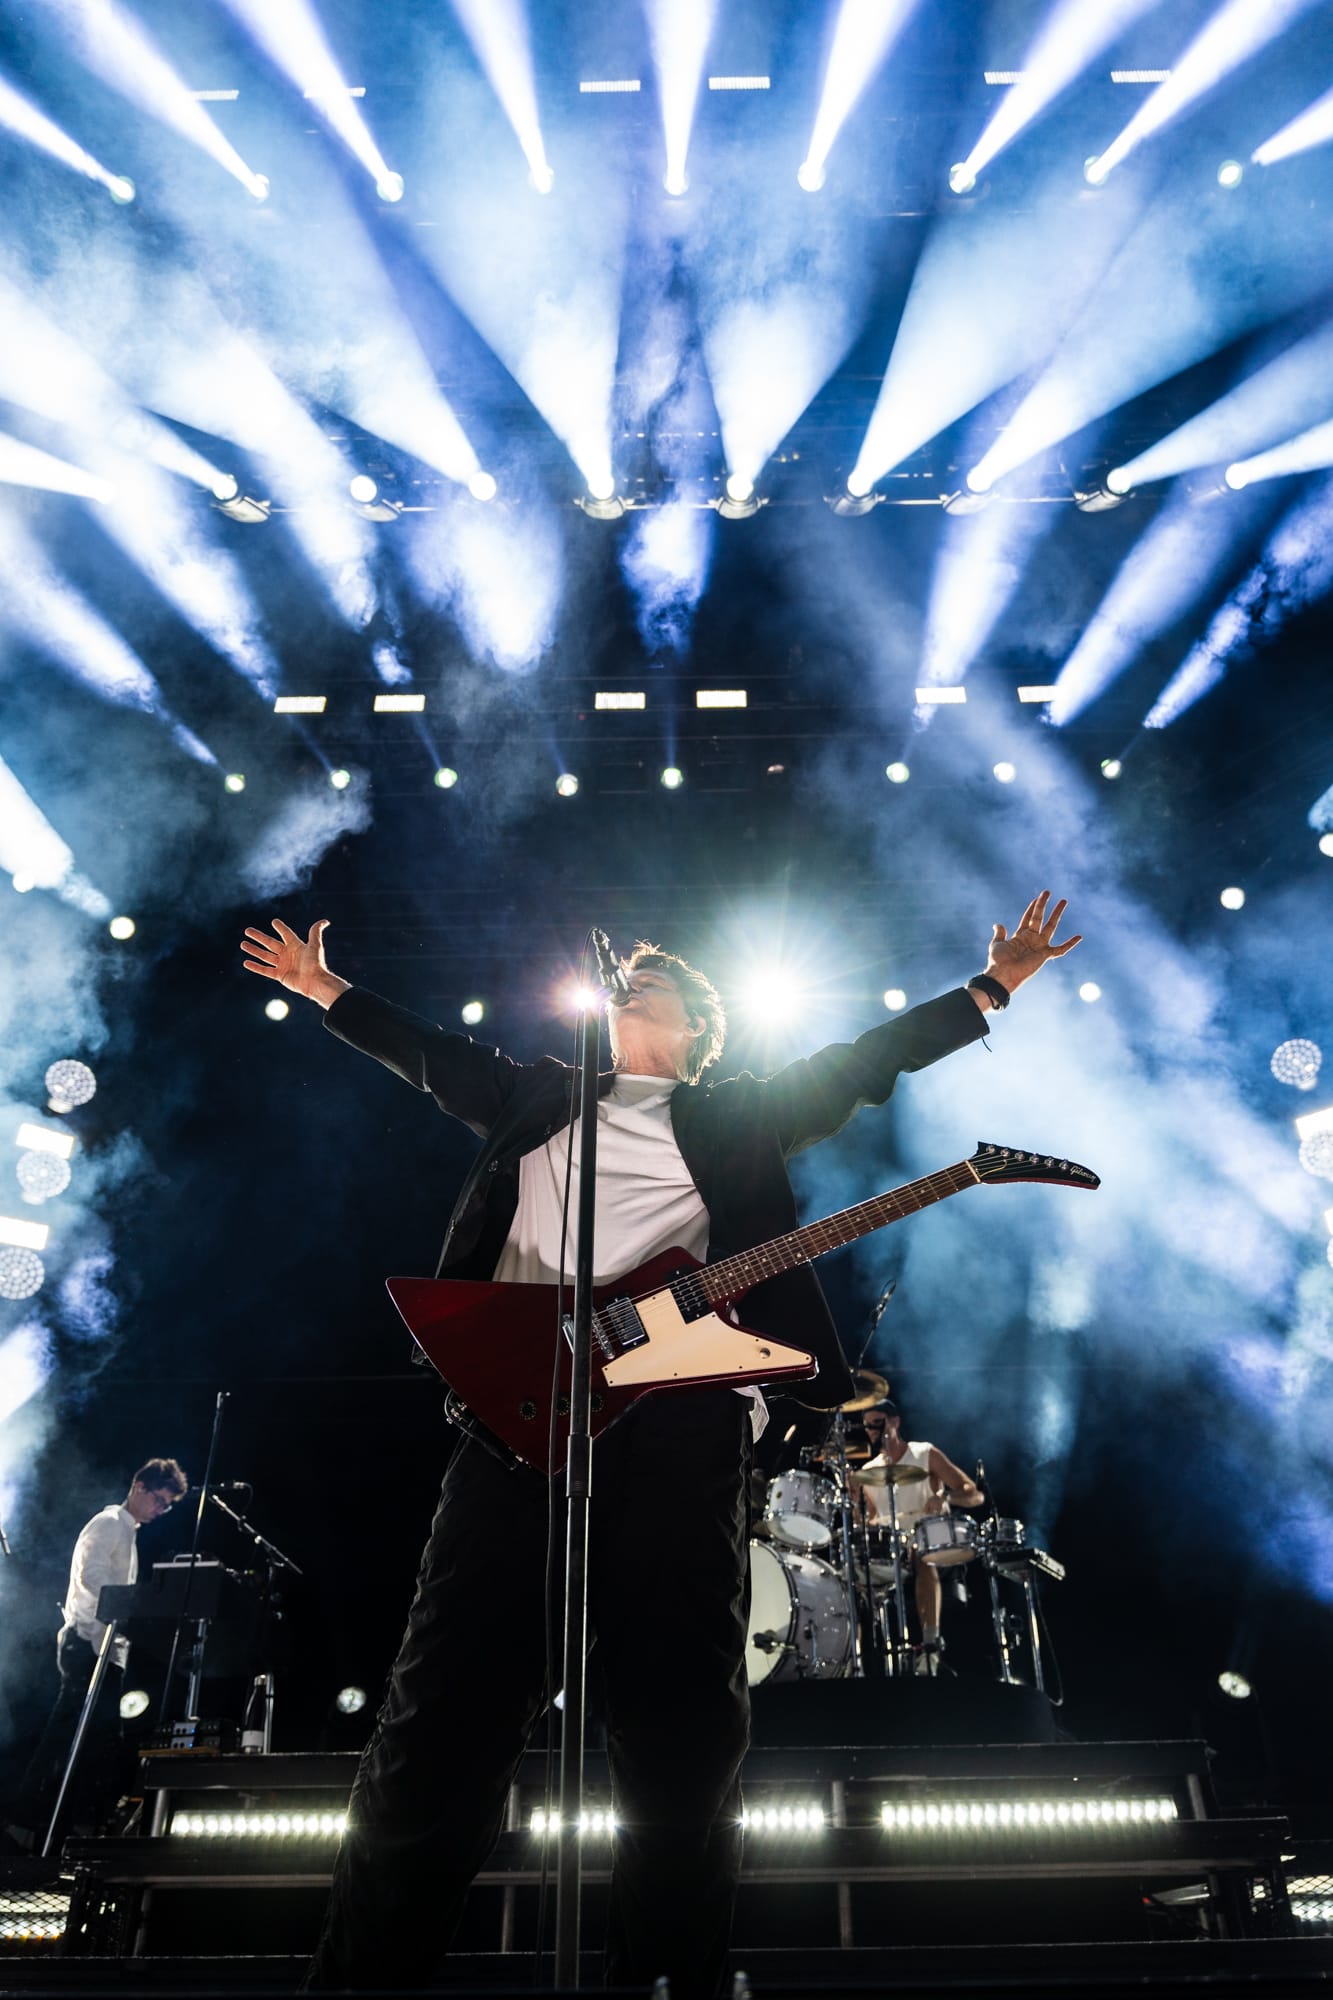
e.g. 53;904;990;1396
838;1369;891;1413
856;1460;929;1487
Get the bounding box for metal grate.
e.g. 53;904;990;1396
0;1887;70;1946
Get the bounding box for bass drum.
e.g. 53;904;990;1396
746;1540;852;1685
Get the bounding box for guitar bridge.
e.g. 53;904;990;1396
562;1311;626;1362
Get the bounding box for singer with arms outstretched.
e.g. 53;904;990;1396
241;893;1080;1997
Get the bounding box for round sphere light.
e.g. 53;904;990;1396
120;1688;151;1720
660;766;684;790
883;988;907;1012
1100;758;1123;780
530;163;555;195
1320;832;1333;857
107;175;136;205
46;1058;96;1109
224;772;246;794
17;1152;71;1202
993;761;1017;784
1083;154;1109;186
1217;159;1243;188
1271;1038;1321;1090
1299;1132;1333;1181
329;769;352;791
109;916;136;940
348;474;378;504
965;466;993;496
1105;466;1134;497
725;472;754;505
468;470;497;502
1224;462;1249;490
0;1246;45;1301
796;159;825;193
1217;1671;1251;1700
948;162;977;194
336;1686;367;1715
434;766;459;790
556;773;580;798
587;471;617;503
1219;885;1245;910
211;474;240;502
1079;981;1102;1004
265;998;290;1022
664;169;688;198
249;174;270;201
376;172;404;203
885;761;910;785
12;872;34;893
460;1000;485;1027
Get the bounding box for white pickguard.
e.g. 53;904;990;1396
601;1286;814;1388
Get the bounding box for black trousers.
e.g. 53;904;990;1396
9;1631;123;1837
309;1388;753;1996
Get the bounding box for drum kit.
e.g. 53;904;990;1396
746;1371;1063;1688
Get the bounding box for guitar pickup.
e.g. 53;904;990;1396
562;1311;630;1362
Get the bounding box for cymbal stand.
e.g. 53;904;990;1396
1022;1574;1046;1696
885;1474;910;1679
828;1414;864;1678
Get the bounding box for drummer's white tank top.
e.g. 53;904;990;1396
866;1441;940;1527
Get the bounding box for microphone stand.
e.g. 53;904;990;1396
554;933;618;1990
161;1390;227;1723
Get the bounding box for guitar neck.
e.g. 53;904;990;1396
699;1160;980;1305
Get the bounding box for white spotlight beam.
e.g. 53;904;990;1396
960;0;1163;183
1253;82;1333;166
645;0;715;194
218;0;400;193
0;752;109;916
52;0;268;196
0;434;116;504
1226;415;1333;489
1113;319;1333;489
0;68;129;195
1088;0;1320;184
802;0;921;187
448;0;552;188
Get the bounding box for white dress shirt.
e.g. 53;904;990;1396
61;1504;139;1667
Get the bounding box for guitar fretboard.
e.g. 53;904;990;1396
699;1160;980;1303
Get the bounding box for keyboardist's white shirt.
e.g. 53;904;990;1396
61;1504;139;1667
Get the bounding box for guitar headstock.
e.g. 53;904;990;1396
971;1142;1100;1190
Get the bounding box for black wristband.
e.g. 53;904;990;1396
967;973;1010;1011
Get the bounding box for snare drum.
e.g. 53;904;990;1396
988;1517;1026;1552
912;1514;978;1568
762;1470;837;1550
746;1540;852;1685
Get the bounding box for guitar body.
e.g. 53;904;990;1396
386;1249;818;1474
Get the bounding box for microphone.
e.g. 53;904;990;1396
591;929;632;1007
869;1279;898;1327
751;1632;794;1655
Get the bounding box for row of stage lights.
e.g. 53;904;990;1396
0;1066;98;1302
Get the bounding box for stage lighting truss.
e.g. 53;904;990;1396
0;1889;69;1945
717;473;763;521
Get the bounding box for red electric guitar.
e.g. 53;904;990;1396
386;1141;1099;1472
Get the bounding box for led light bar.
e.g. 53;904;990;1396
273;696;327;714
1110;70;1171;83
16;1123;75;1159
984;71;1025;84
372;694;425;713
594;691;646;710
190;89;240;101
741;1804;825;1831
579;80;641;93
170;1810;347;1838
303;86;365;99
0;1216;48;1250
880;1795;1178;1831
708;76;770;90
1293;1899;1333;1923
530;1809;616;1835
915;686;967;705
1017;685;1059;702
696;689;747;708
1296;1106;1333;1141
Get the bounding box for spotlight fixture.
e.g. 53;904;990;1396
825;480;879;518
348;476;403;523
376;172;404;202
336;1686;367;1715
943;488;991;516
16;1124;75;1159
696;690;747;709
1105;466;1134;497
1218;1670;1251;1699
119;1689;151;1720
329;769;352;790
576;482;626;522
718;473;761;521
274;696;327;714
594;692;646;710
1320;833;1333;857
555;773;580;797
664;169;688;198
964;466;993;495
530;163;555;195
265;998;290;1022
107;175;136;204
948;162;977;194
211;474;240;502
434;767;459;789
249;174;270;201
45;1059;96;1109
660;766;684;790
1079;981;1102;1003
796;159;825;193
214;488;271;524
1073;484;1128;513
915;687;966;706
1100;758;1122;779
372;694;425;713
348;475;378;503
1217;159;1243;188
224;773;246;793
108;916;136;940
1220;885;1245;910
1017;686;1058;703
883;988;907;1011
993;761;1017;783
1083;155;1109;186
17;1152;71;1203
885;762;910;784
1223;462;1248;491
460;1000;485;1027
468;470;498;502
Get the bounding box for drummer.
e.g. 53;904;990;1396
856;1403;984;1662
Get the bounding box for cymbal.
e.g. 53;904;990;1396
856;1460;929;1487
838;1369;891;1413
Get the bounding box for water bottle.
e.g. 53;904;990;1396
241;1673;269;1755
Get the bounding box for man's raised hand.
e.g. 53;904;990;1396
241;919;349;1009
986;891;1082;995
